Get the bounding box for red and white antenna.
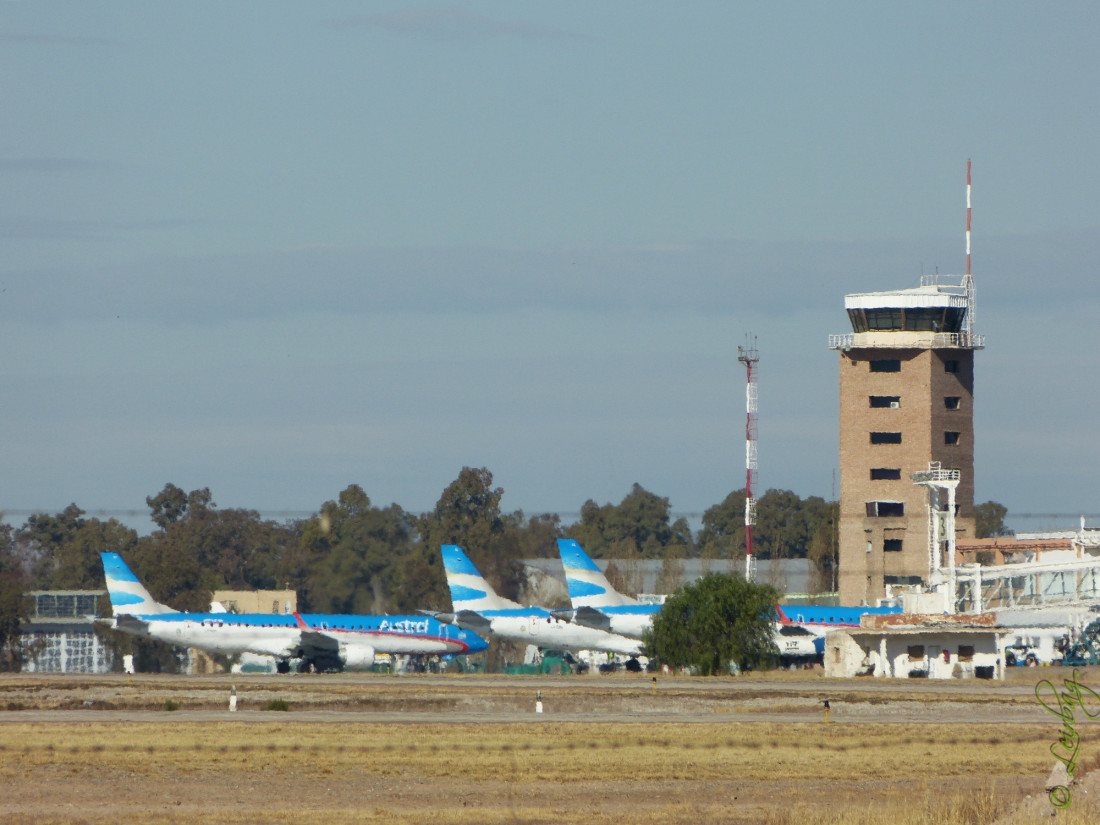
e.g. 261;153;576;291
964;159;977;342
966;158;972;277
737;336;759;582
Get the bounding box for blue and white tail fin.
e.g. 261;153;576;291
100;552;177;616
440;545;520;612
556;538;639;608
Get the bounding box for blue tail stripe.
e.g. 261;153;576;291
448;584;489;602
567;580;608;599
108;592;145;607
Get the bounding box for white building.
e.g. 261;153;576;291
824;614;1006;680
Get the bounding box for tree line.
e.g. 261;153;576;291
0;467;1012;670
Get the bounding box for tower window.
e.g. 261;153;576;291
871;468;902;480
870;359;902;373
944;360;960;373
870;432;902;444
866;501;905;517
884;539;903;552
944;396;961;410
944;431;961;445
870;396;901;408
885;575;924;586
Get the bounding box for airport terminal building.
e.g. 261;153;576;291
21;590;114;674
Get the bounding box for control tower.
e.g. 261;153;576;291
828;275;984;605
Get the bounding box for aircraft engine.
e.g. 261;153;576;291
338;643;376;669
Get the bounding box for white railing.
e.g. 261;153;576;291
828;331;986;350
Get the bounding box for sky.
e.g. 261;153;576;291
2;2;1099;536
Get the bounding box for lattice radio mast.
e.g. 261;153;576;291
737;336;759;582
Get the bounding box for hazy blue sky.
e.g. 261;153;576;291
3;2;1098;534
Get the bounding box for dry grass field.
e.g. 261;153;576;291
1;670;1098;824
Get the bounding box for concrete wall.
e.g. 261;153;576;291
824;630;870;677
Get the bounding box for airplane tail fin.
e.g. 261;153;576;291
440;545;520;611
556;538;640;608
100;553;178;616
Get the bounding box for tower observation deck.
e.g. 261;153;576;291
829;276;985;353
829;274;982;606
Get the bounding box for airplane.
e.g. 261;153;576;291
555;538;902;663
99;552;488;673
435;544;643;658
773;603;903;635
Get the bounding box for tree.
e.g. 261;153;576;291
296;486;415;614
565;483;676;559
654;545;685;594
405;467;509;611
18;505;138;590
604;538;642;596
0;523;30;671
806;500;839;594
698;488;835;569
974;501;1013;539
146;483;190;529
697;489;747;565
643;572;780;675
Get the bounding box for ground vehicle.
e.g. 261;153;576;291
1063;620;1100;667
1003;631;1068;666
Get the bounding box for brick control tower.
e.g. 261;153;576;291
829;278;983;605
